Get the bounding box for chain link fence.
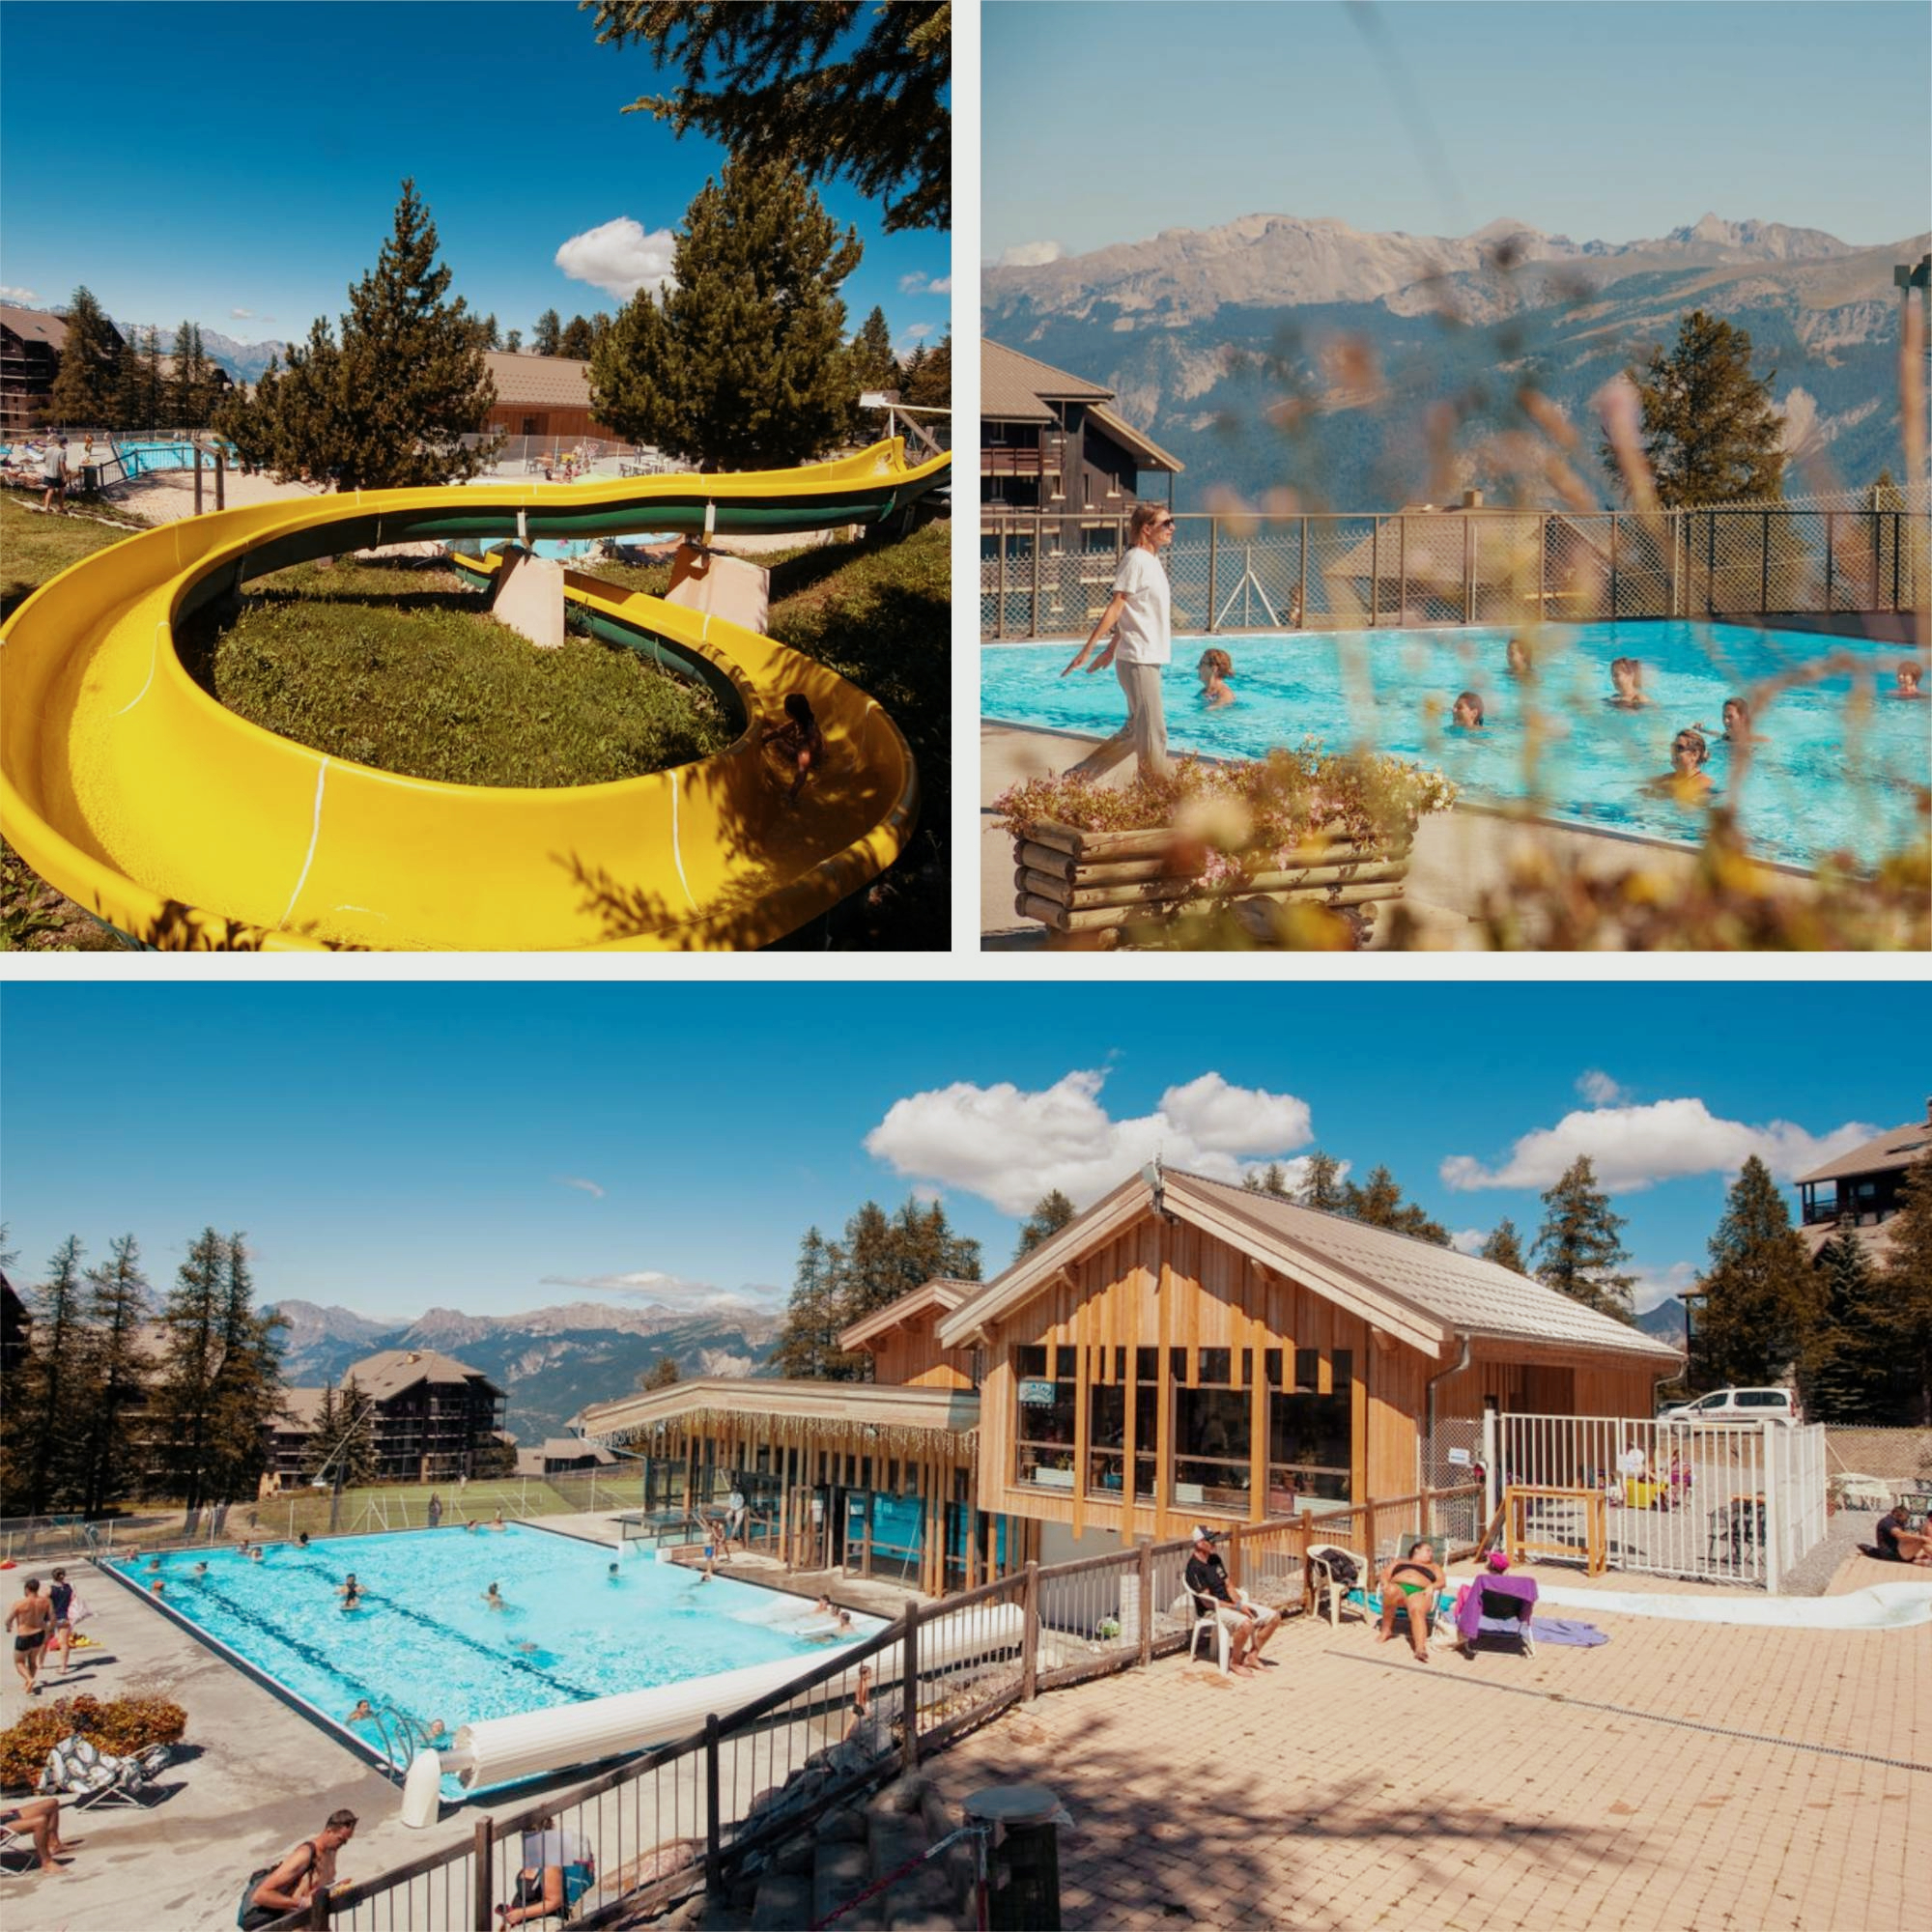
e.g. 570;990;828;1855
981;508;1932;639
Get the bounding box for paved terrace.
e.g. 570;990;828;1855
926;1551;1927;1932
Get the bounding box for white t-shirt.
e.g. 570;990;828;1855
1109;544;1172;667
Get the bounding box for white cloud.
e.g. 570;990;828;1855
996;241;1064;269
1577;1069;1626;1105
0;285;38;303
910;1182;945;1205
897;271;953;296
557;1176;605;1200
865;1068;1316;1216
539;1268;778;1311
230;307;254;321
554;217;676;300
1449;1228;1489;1256
1440;1097;1875;1194
903;322;935;341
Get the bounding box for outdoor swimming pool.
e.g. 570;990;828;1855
113;1527;867;1777
981;621;1930;871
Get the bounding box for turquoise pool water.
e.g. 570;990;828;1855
982;622;1930;870
113;1528;866;1774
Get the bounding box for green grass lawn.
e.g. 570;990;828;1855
186;556;735;788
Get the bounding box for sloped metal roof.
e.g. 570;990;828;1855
480;351;595;410
1794;1114;1932;1183
982;339;1114;421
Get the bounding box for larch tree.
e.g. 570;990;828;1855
45;288;121;427
0;1236;94;1515
204;1233;285;1506
1605;309;1785;507
1343;1165;1451;1246
590;158;861;469
78;1235;153;1516
505;328;524;355
216;181;497;489
1480;1219;1529;1275
1532;1156;1636;1323
304;1376;380;1491
771;1227;844;1380
557;314;597;359
152;1227;229;1513
1880;1146;1932;1425
532;308;563;357
588;1;951;233
1015;1189;1078;1260
1242;1165;1293;1200
1296;1151;1350;1215
639;1353;681;1391
1693;1156;1819;1390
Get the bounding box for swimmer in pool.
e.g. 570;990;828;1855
338;1575;363;1609
1890;659;1925;699
811;1596;832;1615
1197;648;1236;708
248;1547;265;1562
607;1563;620;1580
346;1700;376;1723
834;1610;853;1634
1450;690;1486;731
192;1561;209;1578
1607;656;1651;709
1693;695;1761;748
484;1582;505;1610
1649;727;1713;802
1505;636;1533;680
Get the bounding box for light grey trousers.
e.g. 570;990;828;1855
1068;660;1171;781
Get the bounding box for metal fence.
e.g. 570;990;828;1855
980;508;1932;639
1488;1412;1830;1590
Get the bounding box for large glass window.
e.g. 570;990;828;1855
1087;1383;1158;1500
1172;1388;1253;1511
1014;1352;1077;1490
1268;1390;1352;1506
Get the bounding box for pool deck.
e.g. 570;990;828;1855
979;721;1789;950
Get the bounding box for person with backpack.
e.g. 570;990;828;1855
240;1809;356;1928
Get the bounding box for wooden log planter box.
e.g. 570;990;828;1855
1013;820;1414;936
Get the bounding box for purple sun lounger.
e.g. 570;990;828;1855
1456;1572;1539;1655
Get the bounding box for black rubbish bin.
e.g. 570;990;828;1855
964;1783;1065;1931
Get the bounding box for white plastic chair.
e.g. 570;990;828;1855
1305;1545;1372;1629
1185;1585;1234;1673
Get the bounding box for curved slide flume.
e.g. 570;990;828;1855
0;440;948;949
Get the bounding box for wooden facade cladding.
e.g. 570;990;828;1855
867;1316;975;1391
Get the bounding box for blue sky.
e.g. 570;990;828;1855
0;3;950;355
0;984;1906;1326
984;1;1932;263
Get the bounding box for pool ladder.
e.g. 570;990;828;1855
365;1703;439;1770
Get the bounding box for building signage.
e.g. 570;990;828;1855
1018;1378;1057;1406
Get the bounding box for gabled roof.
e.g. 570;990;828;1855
1795;1110;1932;1183
982;340;1114;421
937;1168;1678;1367
271;1386;329;1432
480;351;594;411
1086;403;1184;474
346;1348;502;1400
838;1278;977;1351
1;305;70;350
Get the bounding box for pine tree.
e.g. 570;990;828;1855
1343;1164;1451;1245
1532;1156;1636;1322
588;1;951;232
1881;1146;1932;1426
846;303;898;438
112;333;149;434
1242;1165;1293;1200
639;1354;681;1391
171;321;200;430
1802;1233;1895;1422
900;331;951;409
772;1227;841;1380
1296;1151;1349;1214
1480;1219;1528;1274
505;328;524;355
1605;309;1785;507
590;158;861;469
203;1234;284;1506
0;1236;94;1514
1694;1156;1819;1389
78;1235;152;1515
142;327;164;431
533;308;563;357
304;1376;380;1490
153;1227;228;1511
480;313;501;351
216;181;497;489
1015;1189;1078;1259
557;314;596;359
45;288;121;427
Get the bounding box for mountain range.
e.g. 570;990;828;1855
984;212;1926;510
269;1298;781;1444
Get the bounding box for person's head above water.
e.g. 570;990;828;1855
1610;656;1645;700
1720;696;1750;737
1671;727;1710;773
1197;648;1233;684
1451;691;1485;728
1505;636;1532;677
1897;659;1925;696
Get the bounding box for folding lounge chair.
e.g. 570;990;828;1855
1454;1574;1539;1656
38;1736;170;1809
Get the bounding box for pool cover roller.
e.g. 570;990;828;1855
0;440;948;949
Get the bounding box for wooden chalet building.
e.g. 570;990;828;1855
267;1348;507;1485
480;351;617;443
1791;1100;1930;1270
1;303;127;435
579;1165;1676;1589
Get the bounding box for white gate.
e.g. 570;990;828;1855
1486;1413;1828;1590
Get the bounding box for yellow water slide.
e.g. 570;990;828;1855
0;440;948;949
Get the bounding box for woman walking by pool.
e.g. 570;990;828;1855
1063;501;1176;781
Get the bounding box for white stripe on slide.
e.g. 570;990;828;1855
280;757;330;928
115;621;167;716
668;766;697;911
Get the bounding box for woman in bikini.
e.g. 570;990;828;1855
1376;1539;1446;1662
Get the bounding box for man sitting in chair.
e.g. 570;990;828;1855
1376;1538;1445;1662
1184;1530;1279;1673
